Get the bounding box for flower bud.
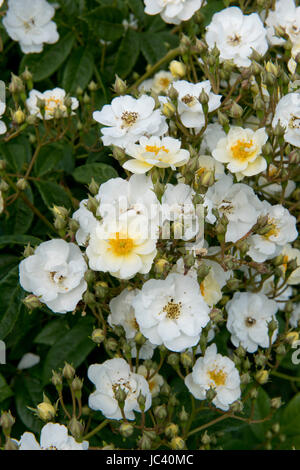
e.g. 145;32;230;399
270;397;282;409
179;406;189;422
138;433;152;450
154;258;169;274
255;369;269;385
167;353;179;368
137;391;147;411
169;60;186;79
180;351;193;368
13;108;26;124
62;362;75;381
154;404;168;421
95;281;108;298
165;423;179;438
9;73;24;94
16;178;28;191
71;376;83;393
119;422;134;438
134;331;146;346
37;402;56;421
23;294;41;310
0;180;9;192
51;371;63;391
0;411;15;434
88;178;99;196
68;417;84;440
105;337;118;352
199;89;209;106
83;290;95;306
88;80;98;91
170;436;185;450
91;328;105;344
113;75;127;95
162;101;176;118
229;102;243;118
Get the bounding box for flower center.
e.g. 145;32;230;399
49;271;65;285
108;232;134;256
23;18;35;31
264;218;279;239
289;115;300;129
163;299;182;320
121;111;139;127
182;94;197;107
45;97;64;113
158;77;171;89
230;139;256;162
245;316;256;327
208;367;227;387
145;144;169;157
227;33;242;46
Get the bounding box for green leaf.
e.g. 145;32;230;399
140;32;177;64
34;145;64;177
248;387;271;441
62;47;94;94
0;135;31;173
0;374;13;403
282;393;300;435
0;234;42;246
42;316;95;383
34;318;70;346
0;254;19;280
82;7;125;41
34;180;72;210
0;266;24;340
20;32;75;81
115;29;140;78
5;185;34;235
72;162;118;185
15;375;43;433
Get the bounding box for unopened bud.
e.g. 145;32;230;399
91;328;105;344
170;436;185;450
169;60;186;79
165;423;179;438
113;75;127;95
119;422;134;438
255;369;269;385
37;402;56;421
23;294;41;310
13;108;26;124
68;417;83;439
16;178;28;191
62;362;75;381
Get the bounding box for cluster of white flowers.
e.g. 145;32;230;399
26;88;79;120
3;0;59;54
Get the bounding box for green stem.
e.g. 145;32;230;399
271;370;300;382
82;419;110;441
188;413;231;437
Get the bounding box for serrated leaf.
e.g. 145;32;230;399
0;267;24;340
0;234;42;246
20;32;75;81
0;374;13;403
34;145;63;177
34;180;72;210
42;316;95;383
81;6;124;41
62;47;94;94
0;135;31;173
34;319;70;346
15;375;43;433
72;162;118;185
115;29;140;78
5;185;34;235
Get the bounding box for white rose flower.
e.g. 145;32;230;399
173;80;222;130
108;288;156;360
0;101;7;135
3;0;59;54
290;303;300;328
272;93;300;147
138;71;174;94
19;239;87;314
212;127;268;180
72;199;98;247
26;88;79;120
247;201;298;263
137;365;164;397
17;423;88;450
226;292;278;353
144;0;206;25
185;344;241;411
265;0;300;46
93;95;168;148
162;183;199;241
123;136;190;174
97;174;161;235
206;7;268;68
88;358;152;420
132;273;210;352
280;244;300;285
204;175;263;243
86;215;157;280
200;122;226;155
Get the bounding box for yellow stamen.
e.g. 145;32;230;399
230;139;256;162
158;77;171;89
145;145;169;156
108;232;134;256
163;300;182;320
208;367;227;387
